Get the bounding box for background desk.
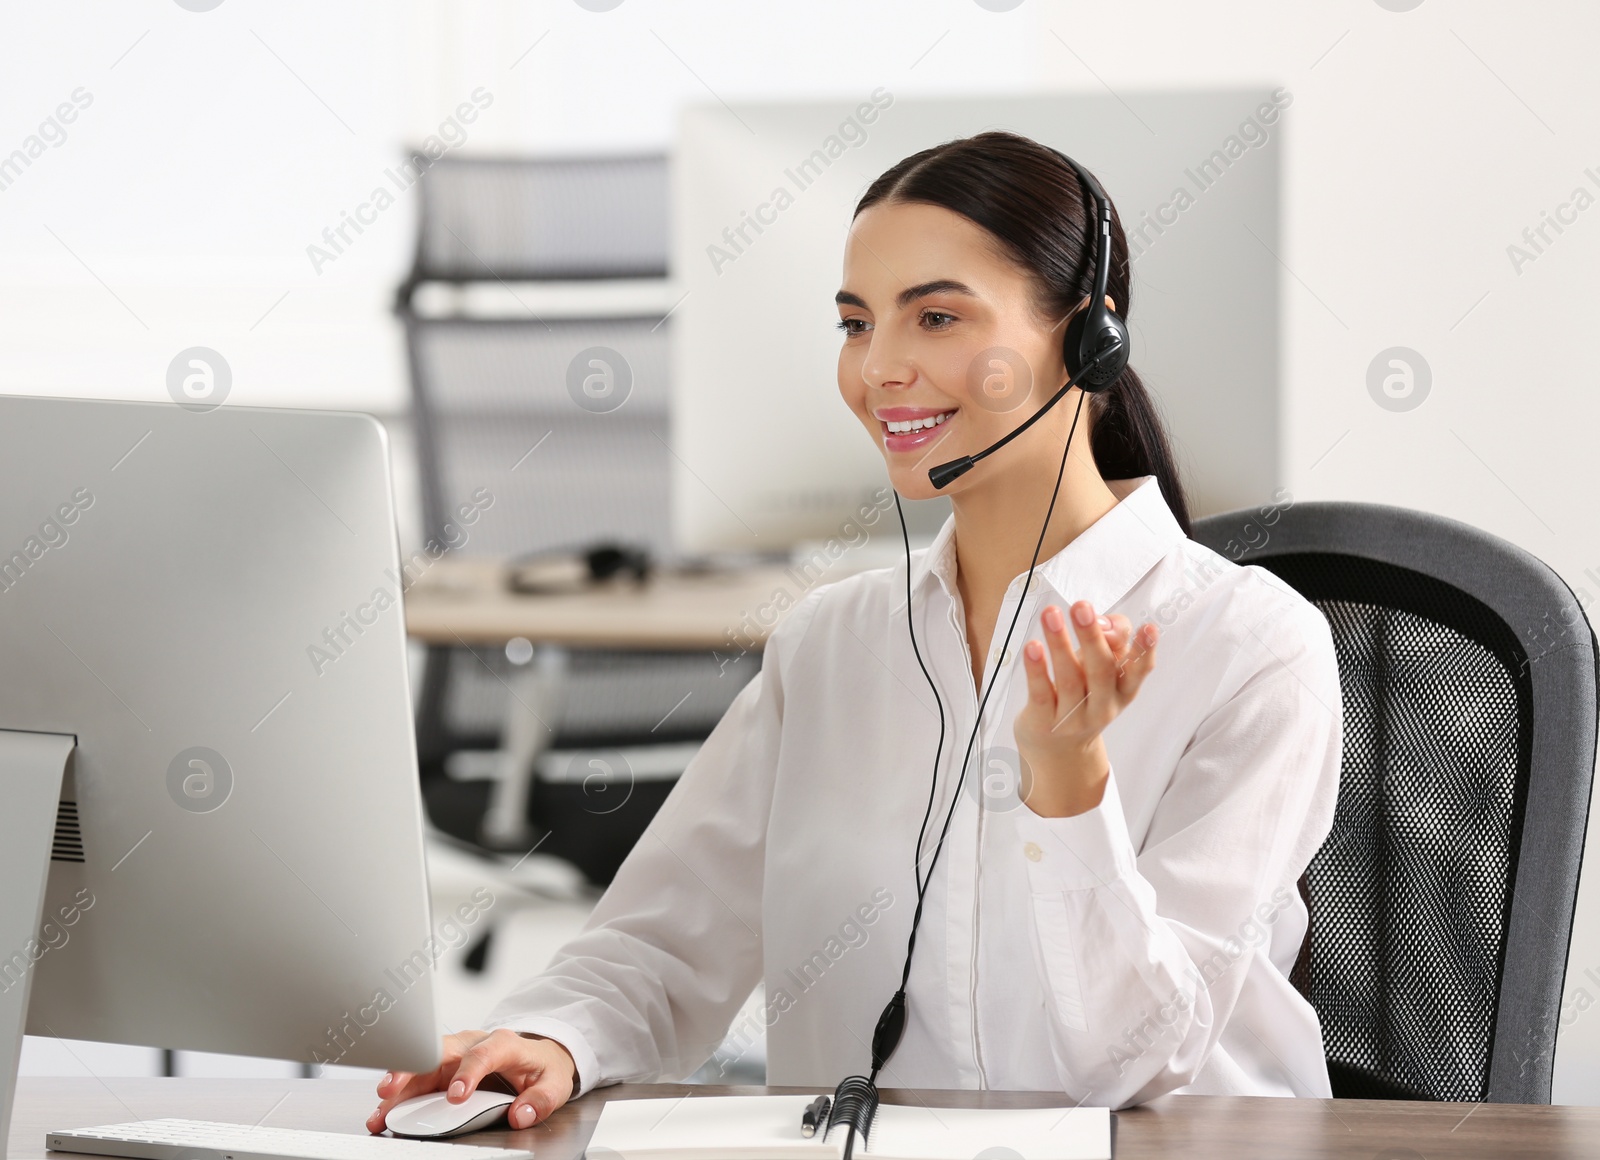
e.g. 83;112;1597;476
403;557;807;650
13;1079;1600;1160
402;556;828;846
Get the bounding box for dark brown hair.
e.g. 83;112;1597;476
853;130;1192;535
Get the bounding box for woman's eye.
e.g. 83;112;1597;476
921;310;956;329
836;318;868;336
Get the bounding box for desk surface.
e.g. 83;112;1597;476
12;1078;1600;1160
403;557;810;650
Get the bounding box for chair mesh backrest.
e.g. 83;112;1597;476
410;315;672;559
412;155;668;280
1256;552;1532;1101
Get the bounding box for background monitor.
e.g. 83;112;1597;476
671;90;1284;553
0;396;441;1093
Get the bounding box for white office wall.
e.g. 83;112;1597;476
4;0;1598;1101
0;1;421;412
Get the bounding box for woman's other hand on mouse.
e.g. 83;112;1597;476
368;1029;579;1134
1013;600;1158;817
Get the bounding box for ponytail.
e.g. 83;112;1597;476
1089;367;1192;536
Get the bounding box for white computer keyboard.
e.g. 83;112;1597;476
46;1119;533;1160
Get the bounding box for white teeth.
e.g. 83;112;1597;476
885;411;953;434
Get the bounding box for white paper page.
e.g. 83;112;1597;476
587;1095;841;1160
861;1104;1112;1160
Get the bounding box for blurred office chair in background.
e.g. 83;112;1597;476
395;154;758;892
1192;501;1598;1104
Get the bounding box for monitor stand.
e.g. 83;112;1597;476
0;731;75;1160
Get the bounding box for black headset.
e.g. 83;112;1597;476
827;150;1129;1156
1056;152;1132;389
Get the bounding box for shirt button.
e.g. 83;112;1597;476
1001;648;1013;666
1023;841;1043;862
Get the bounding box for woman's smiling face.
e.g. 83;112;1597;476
835;198;1074;501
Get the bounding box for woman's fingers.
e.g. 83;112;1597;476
369;1057;465;1133
1104;614;1133;659
1116;623;1159;697
375;1071;411;1101
448;1028;529;1101
1040;606;1084;706
1022;638;1056;712
1114;618;1157;677
508;1068;573;1130
1069;602;1118;696
1022;603;1157;742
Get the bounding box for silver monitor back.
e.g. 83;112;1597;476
672;90;1285;552
0;396;440;1078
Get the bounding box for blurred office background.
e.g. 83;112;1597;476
3;0;1599;1104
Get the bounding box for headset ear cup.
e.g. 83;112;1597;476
1062;307;1088;378
1063;304;1130;392
1090;311;1131;388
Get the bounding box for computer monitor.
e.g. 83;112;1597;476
671;90;1285;553
0;396;441;1152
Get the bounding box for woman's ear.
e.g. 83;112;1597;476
1066;293;1118;319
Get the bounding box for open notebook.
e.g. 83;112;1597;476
585;1095;1113;1160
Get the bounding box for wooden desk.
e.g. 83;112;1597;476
402;555;836;844
403;557;809;651
12;1078;1600;1160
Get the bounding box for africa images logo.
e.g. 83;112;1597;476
1366;347;1431;412
167;747;233;813
167;347;232;412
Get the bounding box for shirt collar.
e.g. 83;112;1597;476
911;475;1186;615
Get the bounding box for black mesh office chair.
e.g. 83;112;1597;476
1191;501;1597;1103
396;154;758;884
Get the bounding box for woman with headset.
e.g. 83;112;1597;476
370;130;1343;1130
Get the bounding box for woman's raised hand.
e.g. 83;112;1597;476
1012;600;1158;817
369;1029;578;1134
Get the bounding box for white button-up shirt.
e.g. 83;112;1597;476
484;475;1343;1108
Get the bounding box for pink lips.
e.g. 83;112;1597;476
875;406;956;454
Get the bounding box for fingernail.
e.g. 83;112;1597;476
448;1080;466;1099
1097;615;1110;629
1073;603;1094;626
1025;640;1044;661
381;1072;392;1088
1042;606;1064;632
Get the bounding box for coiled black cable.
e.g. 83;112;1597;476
826;1075;880;1159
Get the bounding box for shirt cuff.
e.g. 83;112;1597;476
1011;765;1138;890
482;1015;602;1098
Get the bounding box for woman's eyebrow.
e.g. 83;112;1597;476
834;279;979;311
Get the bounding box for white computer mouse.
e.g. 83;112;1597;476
384;1088;516;1138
